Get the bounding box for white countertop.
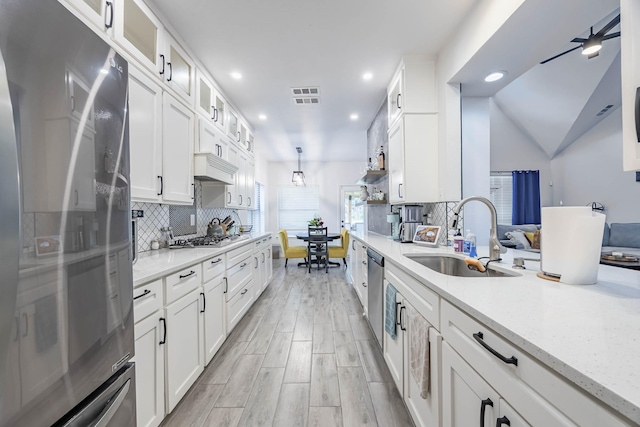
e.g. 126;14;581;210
350;231;640;424
132;233;272;287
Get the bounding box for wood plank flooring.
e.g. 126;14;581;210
161;259;414;427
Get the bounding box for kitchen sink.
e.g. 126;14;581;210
403;254;521;278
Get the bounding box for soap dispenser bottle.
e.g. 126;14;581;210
453;230;464;252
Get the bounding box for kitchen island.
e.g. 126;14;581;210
350;230;640;426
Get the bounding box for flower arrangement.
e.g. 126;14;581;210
309;216;324;227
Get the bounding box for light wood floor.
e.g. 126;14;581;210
160;258;414;427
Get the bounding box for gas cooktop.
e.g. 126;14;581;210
168;235;232;249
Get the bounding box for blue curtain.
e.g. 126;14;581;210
512;170;541;225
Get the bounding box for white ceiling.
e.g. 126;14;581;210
147;0;478;161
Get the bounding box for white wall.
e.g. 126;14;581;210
490;100;553;207
267;161;363;234
462;97;492;244
551;109;640;223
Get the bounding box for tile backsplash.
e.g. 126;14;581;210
133;181;251;252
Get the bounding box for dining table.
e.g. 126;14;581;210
295;233;343;268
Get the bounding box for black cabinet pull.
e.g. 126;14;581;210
200;292;206;313
213;107;218;122
240;262;247;268
14;316;19;342
362;281;367;288
480;398;493;427
399;306;406;331
105;1;114;29
241;289;248;295
496;416;510;427
395;302;402;326
157;175;163;195
134;289;151;300
262;253;265;263
223;277;228;293
254;257;258;268
473;332;518;366
227;192;231;204
167;62;173;82
239;194;243;205
192;183;195;199
237;131;241;142
635;87;640;142
397;93;402;109
179;270;196;279
159;54;165;75
159;317;166;345
211;258;222;264
22;313;28;338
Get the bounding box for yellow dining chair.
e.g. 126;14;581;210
278;230;308;267
329;228;350;267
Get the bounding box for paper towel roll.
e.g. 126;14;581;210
541;207;605;285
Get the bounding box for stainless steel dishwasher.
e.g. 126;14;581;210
366;248;384;349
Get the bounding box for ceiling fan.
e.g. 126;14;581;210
540;14;620;64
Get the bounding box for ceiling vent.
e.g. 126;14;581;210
291;87;320;105
596;104;614;116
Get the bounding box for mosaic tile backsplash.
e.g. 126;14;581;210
133;180;251;252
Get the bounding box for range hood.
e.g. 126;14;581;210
194;152;238;185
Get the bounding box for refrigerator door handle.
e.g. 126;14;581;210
0;44;21;372
90;379;131;427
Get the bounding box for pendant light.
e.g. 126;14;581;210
292;147;305;186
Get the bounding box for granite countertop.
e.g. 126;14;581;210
350;231;640;424
132;232;272;286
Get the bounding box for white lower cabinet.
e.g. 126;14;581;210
202;274;226;365
165;288;204;412
133;311;165;427
226;280;254;332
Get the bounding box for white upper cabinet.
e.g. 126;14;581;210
197;117;228;160
246;131;255;156
213;91;227;132
228;108;240;142
196;71;214;120
239;121;248;151
113;0;164;75
387;57;437;127
162;93;195;204
621;0;640;171
62;0;114;33
162;34;195;104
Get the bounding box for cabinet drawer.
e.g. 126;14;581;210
202;254;225;284
226;280;254;332
386;263;439;329
165;264;202;305
134;279;163;323
227;244;253;267
226;256;252;301
441;300;630;427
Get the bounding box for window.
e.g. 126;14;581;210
277;185;319;233
490;172;512;225
251;182;265;234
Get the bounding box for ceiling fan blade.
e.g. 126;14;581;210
540;45;582;64
602;32;621;41
571;37;588;43
595;14;620;38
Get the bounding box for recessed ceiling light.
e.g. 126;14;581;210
363;72;373;81
350;114;359;120
259;114;267;120
231;72;242;80
484;71;507;82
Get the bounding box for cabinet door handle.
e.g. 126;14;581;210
237;131;241;142
21;313;28;338
159;317;166;345
179;270;196;279
495;416;510;427
254;257;258;268
105;1;114;29
395;302;402;326
240;262;247;268
398;183;402;198
267;249;271;257
352;241;355;250
133;289;151;300
399;306;406;331
480;398;493;427
396;93;402;109
362;260;366;265
158;175;163;195
14;316;19;342
75;189;79;206
262;253;265;263
227;192;231;204
247;196;251;206
70;95;75;112
211;258;222;264
362;281;367;288
200;292;206;313
192;183;195;199
223;277;228;293
635;87;640;142
473;332;518;366
167;62;173;82
241;289;248;295
239;195;243;205
159;54;165;75
213;106;218;122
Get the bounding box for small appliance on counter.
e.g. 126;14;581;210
387;213;400;240
398;205;423;242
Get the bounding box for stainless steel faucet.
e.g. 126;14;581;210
450;196;507;262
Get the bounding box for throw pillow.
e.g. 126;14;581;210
524;232;535;245
505;230;531;249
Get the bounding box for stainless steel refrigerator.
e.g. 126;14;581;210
0;0;135;425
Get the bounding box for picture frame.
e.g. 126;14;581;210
35;235;63;257
413;225;441;247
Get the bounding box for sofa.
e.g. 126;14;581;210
497;223;640;256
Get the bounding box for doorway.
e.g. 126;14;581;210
339;185;365;233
